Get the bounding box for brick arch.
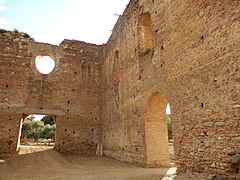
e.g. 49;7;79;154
113;50;120;84
37;49;55;59
138;12;153;56
144;92;170;167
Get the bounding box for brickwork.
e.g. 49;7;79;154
102;0;240;178
0;31;103;155
0;0;239;178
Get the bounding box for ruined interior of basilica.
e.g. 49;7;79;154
0;0;239;179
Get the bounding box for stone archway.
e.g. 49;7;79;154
138;12;153;57
144;92;170;167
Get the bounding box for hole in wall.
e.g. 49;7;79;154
72;89;75;92
201;36;204;40
63;142;65;145
144;93;174;167
201;103;204;108
138;12;153;56
73;131;75;134
35;55;55;74
5;85;9;88
9;129;11;131
20;114;56;147
67;100;70;104
113;50;120;84
92;129;94;131
65;129;67;132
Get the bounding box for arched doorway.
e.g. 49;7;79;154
18;114;56;149
144;92;170;167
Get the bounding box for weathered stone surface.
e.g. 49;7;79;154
0;32;103;155
0;0;239;178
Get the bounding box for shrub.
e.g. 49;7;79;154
0;29;7;34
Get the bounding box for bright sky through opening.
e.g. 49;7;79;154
1;0;172;114
35;56;55;74
0;0;131;45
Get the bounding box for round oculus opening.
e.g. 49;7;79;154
35;55;55;74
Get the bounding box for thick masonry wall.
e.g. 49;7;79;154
102;0;240;178
0;31;103;155
0;0;239;178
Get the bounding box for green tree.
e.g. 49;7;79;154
166;114;172;140
31;121;44;131
41;116;54;125
40;124;55;140
27;121;44;143
28;131;41;144
21;120;32;139
27;115;35;121
21;117;56;145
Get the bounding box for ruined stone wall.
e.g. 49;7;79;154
0;31;103;155
102;0;240;178
0;0;239;178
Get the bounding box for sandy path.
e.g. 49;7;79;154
0;145;176;180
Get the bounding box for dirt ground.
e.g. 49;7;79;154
0;145;177;180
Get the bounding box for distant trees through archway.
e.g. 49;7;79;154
20;114;55;146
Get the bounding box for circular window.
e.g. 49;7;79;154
35;55;55;74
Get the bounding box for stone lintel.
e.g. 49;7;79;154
17;108;65;116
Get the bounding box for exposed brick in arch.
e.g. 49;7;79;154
138;12;154;56
37;49;55;59
113;50;120;84
144;92;170;167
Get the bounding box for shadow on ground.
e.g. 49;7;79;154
0;146;176;180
